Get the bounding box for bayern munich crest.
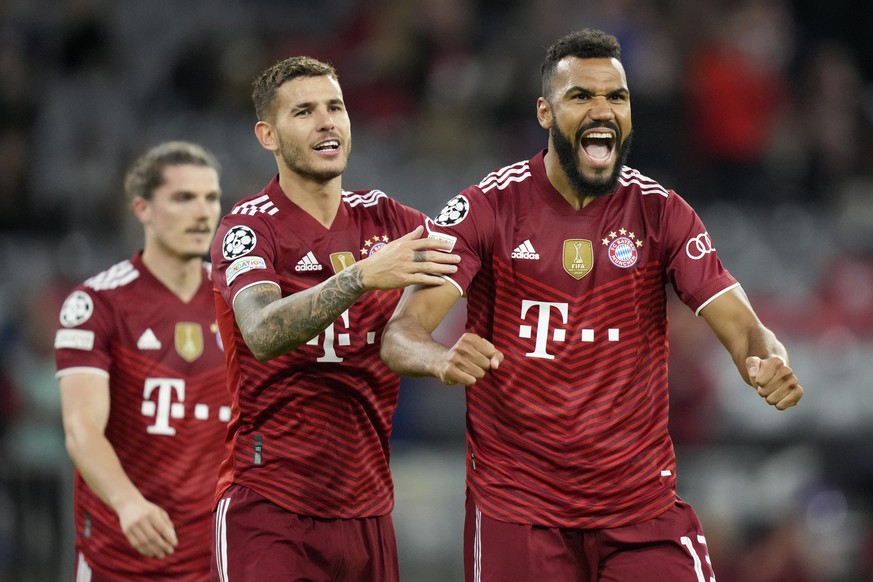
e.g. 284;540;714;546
602;228;642;269
361;235;389;257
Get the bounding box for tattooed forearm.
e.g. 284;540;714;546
235;266;367;361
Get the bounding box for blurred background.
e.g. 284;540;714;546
2;0;873;580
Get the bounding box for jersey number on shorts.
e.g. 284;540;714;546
680;535;715;582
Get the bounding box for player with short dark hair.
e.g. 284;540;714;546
209;55;459;580
55;140;229;580
381;29;804;581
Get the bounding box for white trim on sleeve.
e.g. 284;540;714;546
694;282;741;316
55;366;109;380
230;280;282;311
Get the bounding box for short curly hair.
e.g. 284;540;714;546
541;29;622;99
251;56;338;123
124;141;220;201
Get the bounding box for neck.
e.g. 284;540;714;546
543;150;595;210
141;248;203;303
278;165;342;228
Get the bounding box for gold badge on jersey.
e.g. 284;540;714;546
563;239;593;279
330;252;357;273
175;323;204;362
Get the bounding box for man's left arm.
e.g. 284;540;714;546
699;287;804;410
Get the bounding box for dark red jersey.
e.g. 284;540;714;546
210;177;425;519
54;252;229;580
428;150;738;529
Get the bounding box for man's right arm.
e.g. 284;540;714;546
234;266;366;361
381;283;503;386
59;372;178;558
234;226;460;361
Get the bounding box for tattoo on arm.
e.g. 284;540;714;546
235;265;366;361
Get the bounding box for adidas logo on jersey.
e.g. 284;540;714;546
137;328;162;350
295;251;323;272
511;240;540;260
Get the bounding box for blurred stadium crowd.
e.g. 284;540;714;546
2;0;873;580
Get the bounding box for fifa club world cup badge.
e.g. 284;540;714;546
330;252;356;273
175;322;204;362
563;239;593;279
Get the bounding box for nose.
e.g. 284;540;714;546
589;96;615;121
195;196;217;218
315;107;336;130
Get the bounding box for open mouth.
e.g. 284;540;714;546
314;139;340;152
580;130;616;162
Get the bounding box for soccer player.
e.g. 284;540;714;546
54;141;229;581
380;29;805;581
208;56;458;580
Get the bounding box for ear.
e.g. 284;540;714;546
536;97;553;129
131;196;150;225
254;120;279;152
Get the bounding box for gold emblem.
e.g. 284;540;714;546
563;239;593;279
175;323;203;362
330;252;356;273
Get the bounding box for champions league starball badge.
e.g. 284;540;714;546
434;195;470;226
222;226;257;260
59;290;94;327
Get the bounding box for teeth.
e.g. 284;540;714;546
316;140;339;150
586;132;612;139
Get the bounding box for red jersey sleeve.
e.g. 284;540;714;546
661;191;738;314
55;283;116;376
211;212;280;308
426;185;495;295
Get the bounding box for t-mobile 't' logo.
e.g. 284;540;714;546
518;300;620;359
142;378;185;435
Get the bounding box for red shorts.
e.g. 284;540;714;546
211;484;399;582
464;495;716;582
75;549;209;581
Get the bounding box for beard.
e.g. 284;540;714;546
551;120;632;199
278;135;351;182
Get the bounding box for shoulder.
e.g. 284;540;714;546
58;259;139;328
617;167;672;201
343;188;426;222
476;159;533;196
433;159;532;226
214;193;279;260
81;259;141;292
615;168;706;239
225;192;280;220
341;188;390;208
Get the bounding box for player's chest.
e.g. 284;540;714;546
273;225;404;282
492;212;655;287
114;303;224;369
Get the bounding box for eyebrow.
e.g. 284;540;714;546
566;86;629;98
291;97;345;111
170;188;222;197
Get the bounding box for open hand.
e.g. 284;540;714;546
359;225;460;290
